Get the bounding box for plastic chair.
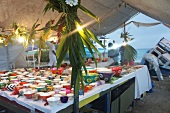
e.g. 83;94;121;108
26;50;37;68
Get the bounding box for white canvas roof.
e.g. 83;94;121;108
0;0;170;35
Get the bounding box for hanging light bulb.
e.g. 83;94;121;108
123;41;127;46
77;25;83;31
18;36;24;43
0;38;3;43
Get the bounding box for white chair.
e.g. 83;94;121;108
26;50;37;68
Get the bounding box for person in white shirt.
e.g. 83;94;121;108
46;41;57;67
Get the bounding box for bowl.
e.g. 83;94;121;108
67;93;74;100
38;83;47;87
40;93;51;101
1;77;9;80
111;66;122;77
88;69;97;73
60;96;68;103
30;85;37;89
62;83;71;90
23;84;32;88
53;85;62;90
83;73;99;84
54;94;62;98
59;81;67;84
45;80;52;85
6;84;17;91
0;82;6;89
36;87;46;92
47;97;60;107
98;72;114;83
24;91;35;99
59;91;66;96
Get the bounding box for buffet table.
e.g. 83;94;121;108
0;65;152;113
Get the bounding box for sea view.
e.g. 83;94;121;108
135;48;150;63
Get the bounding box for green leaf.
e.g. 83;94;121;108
78;5;99;23
56;36;67;58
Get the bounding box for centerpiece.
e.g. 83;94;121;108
42;0;104;112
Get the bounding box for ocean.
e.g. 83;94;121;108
135;48;150;63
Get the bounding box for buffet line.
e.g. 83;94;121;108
0;64;146;113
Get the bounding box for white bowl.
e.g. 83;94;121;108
59;81;67;84
53;94;62;98
53;85;62;90
59;91;66;96
38;83;47;87
47;97;60;107
48;91;55;96
67;93;74;100
53;79;61;82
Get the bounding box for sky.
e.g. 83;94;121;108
105;13;170;49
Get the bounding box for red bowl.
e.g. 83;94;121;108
20;82;28;86
63;84;71;90
111;66;122;77
24;92;35;99
40;93;51;101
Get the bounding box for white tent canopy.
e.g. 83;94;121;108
1;0;170;70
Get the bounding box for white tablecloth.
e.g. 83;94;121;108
0;65;152;113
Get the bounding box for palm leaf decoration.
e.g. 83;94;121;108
123;44;137;62
120;31;137;63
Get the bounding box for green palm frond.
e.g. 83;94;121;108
124;44;137;62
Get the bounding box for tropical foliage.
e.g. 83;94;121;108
120;31;137;62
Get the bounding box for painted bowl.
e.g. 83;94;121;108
6;84;17;91
24;91;35;99
19;82;28;86
45;80;52;85
83;73;99;84
59;81;67;84
88;69;97;73
98;72;114;83
36;87;46;92
1;77;9;80
111;66;122;77
59;91;66;96
62;83;71;90
9;76;17;79
0;82;6;89
23;84;32;88
38;83;47;87
40;93;51;101
53;85;62;90
47;97;60;107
